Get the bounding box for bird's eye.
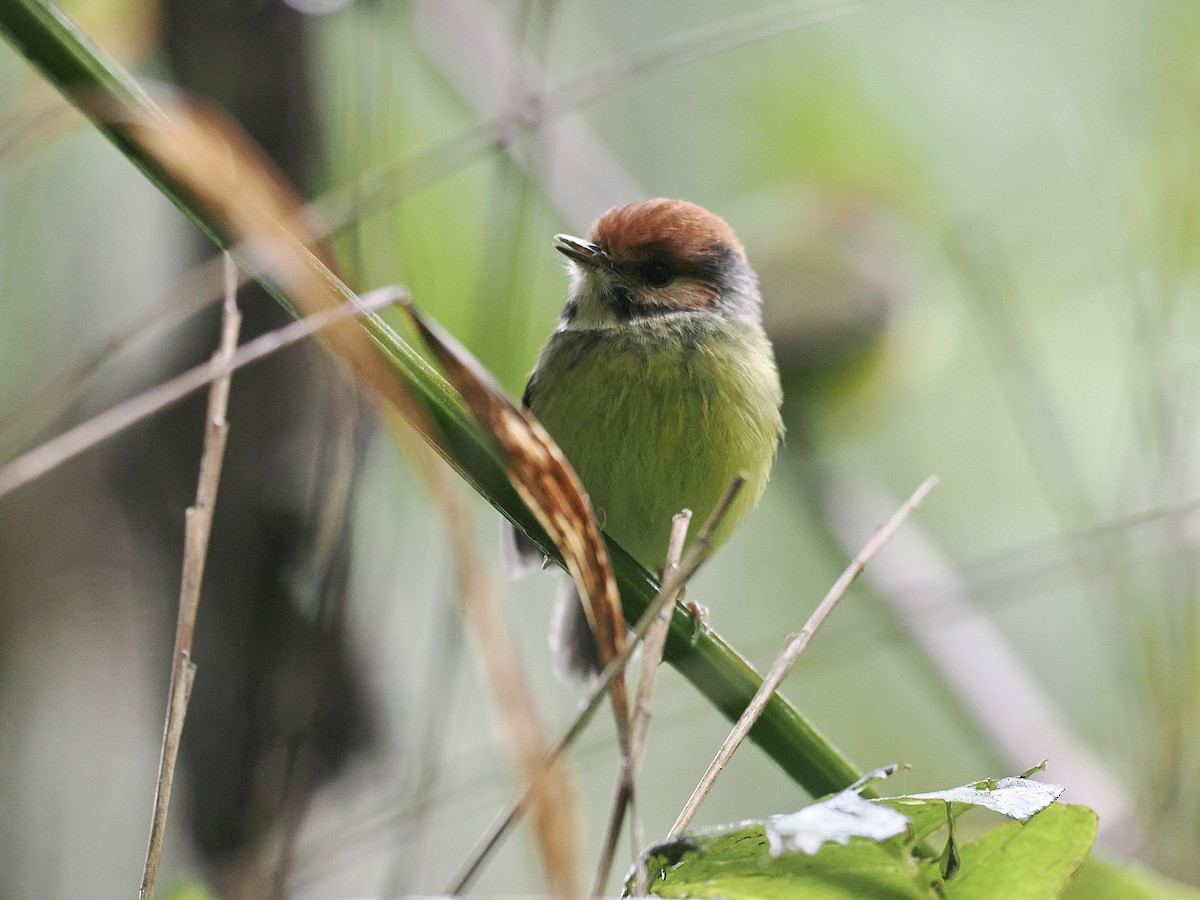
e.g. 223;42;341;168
645;262;675;287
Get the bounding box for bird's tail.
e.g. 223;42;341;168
549;577;603;682
503;521;602;681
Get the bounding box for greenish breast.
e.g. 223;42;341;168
528;316;782;572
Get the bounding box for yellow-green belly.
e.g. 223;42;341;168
528;317;782;572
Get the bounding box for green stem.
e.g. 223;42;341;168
0;0;864;801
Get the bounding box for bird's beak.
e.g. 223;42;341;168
554;234;610;270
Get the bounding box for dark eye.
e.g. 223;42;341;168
645;262;675;287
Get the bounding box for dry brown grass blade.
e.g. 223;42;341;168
109;95;337;272
402;303;630;729
390;414;581;898
403;302;636;896
404;304;634;897
110;94;435;446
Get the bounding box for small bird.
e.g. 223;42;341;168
506;198;783;679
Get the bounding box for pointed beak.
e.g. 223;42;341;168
554;234;610;270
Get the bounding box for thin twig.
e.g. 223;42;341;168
669;475;938;838
633;510;692;760
448;477;745;895
821;469;1141;844
630;509;692;897
590;498;721;896
591;764;632;898
0;253;241;456
0;286;404;499
140;254;242;900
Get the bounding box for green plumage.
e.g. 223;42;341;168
525;314;783;572
514;197;783;679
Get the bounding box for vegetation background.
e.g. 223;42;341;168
1;0;1198;896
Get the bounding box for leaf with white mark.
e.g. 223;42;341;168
767;786;910;855
893;775;1064;824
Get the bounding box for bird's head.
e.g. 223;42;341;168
554;198;762;330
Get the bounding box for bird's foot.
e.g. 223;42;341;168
686;601;709;645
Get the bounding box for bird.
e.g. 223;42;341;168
505;198;784;680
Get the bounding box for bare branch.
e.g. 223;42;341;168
140;254;243;900
630;509;692;897
669;475;938;838
0;285;403;499
633;509;693;760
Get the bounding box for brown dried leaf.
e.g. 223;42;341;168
403;304;628;706
105;93;434;442
390;416;580;896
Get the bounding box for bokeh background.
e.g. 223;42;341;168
2;0;1199;896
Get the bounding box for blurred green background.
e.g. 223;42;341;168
2;0;1199;896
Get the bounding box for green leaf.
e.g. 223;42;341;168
638;771;1097;899
944;803;1097;899
641;824;937;900
1063;856;1200;900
